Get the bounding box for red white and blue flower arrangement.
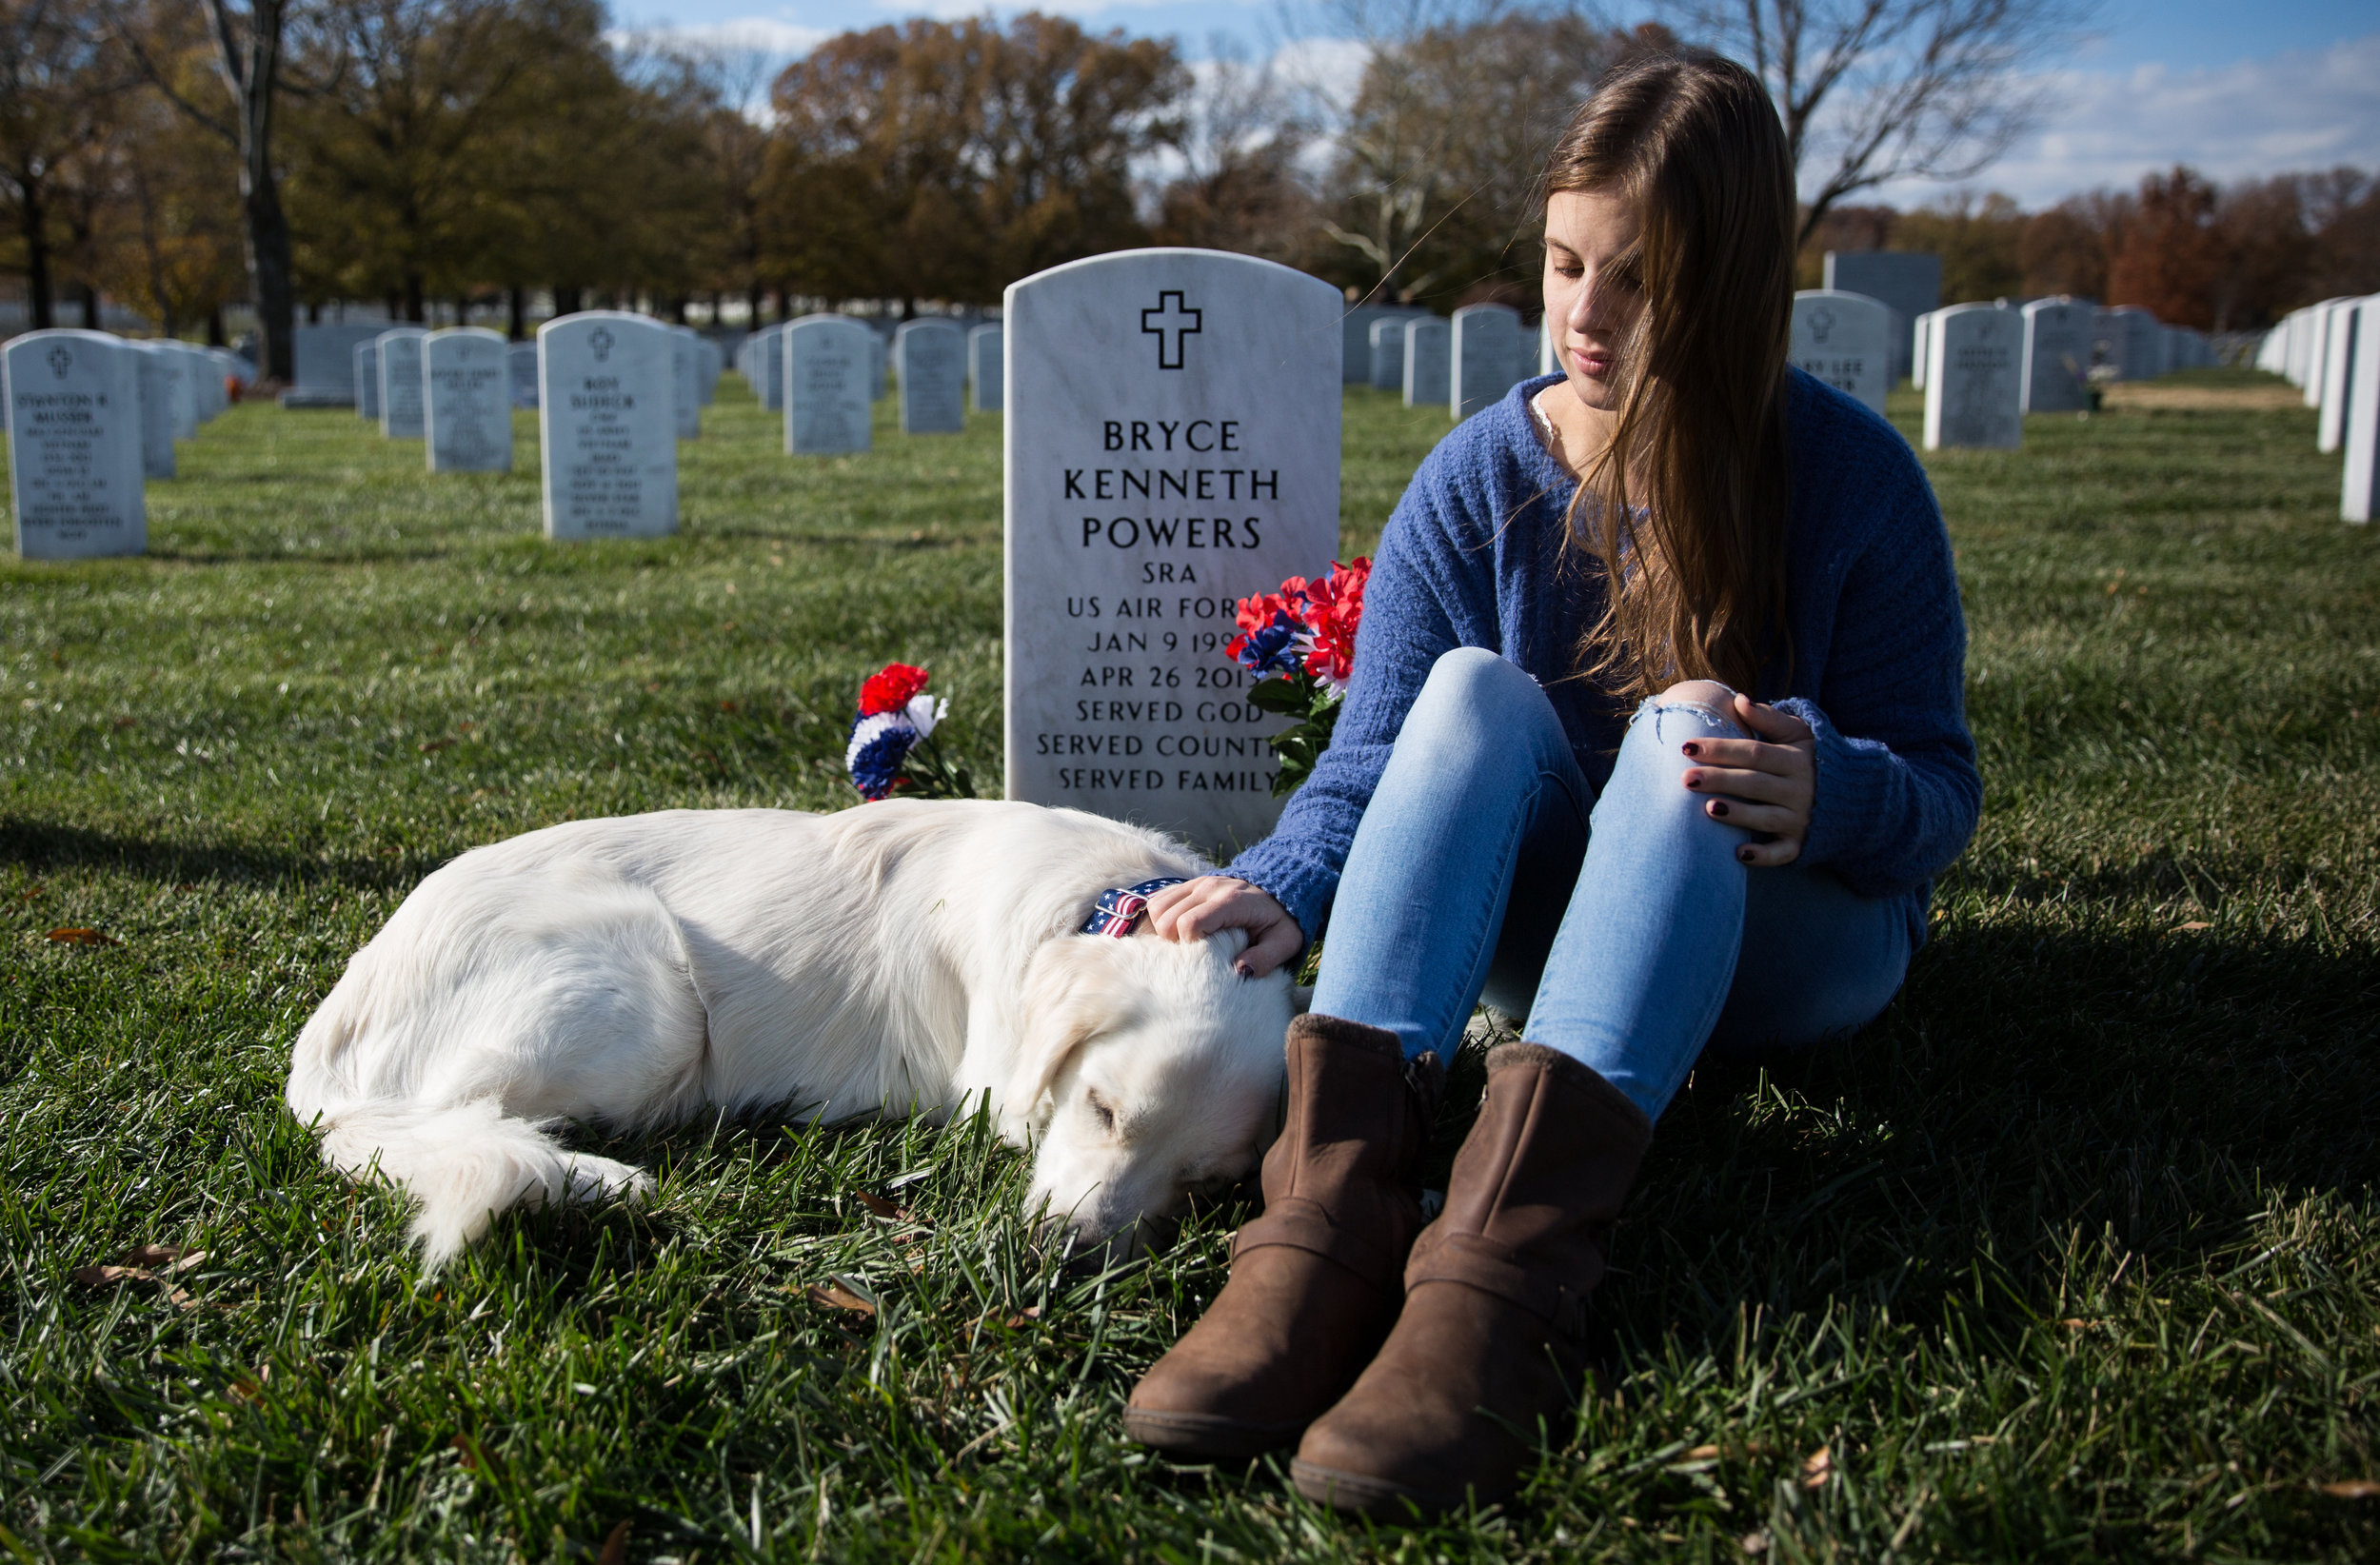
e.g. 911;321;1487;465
846;663;975;801
1223;556;1370;797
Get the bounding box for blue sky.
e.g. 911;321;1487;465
613;0;2380;207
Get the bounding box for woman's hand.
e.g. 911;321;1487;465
1145;877;1306;979
1680;693;1815;867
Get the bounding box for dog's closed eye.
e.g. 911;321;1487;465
1086;1091;1117;1135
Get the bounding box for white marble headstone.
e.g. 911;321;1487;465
377;328;427;439
1924;304;2022;450
757;326;787;412
897;321;965;434
355;342;381;420
2019;299;2092;413
1403;318;1449;408
507;342;538;407
1003;248;1342;852
424;327;512;473
537;312;676;540
182;344;222;423
1789;290;1891;415
784;314;873;455
970;325;1003;412
5;330;146;559
291;323;386;401
2318;298;2365;454
1452;305;1524;421
669;327;701;439
135;345;177;480
2343;299;2379;523
869;331;888;402
1368;319;1406;389
697;337;722;405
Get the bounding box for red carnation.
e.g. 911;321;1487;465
1299;558;1369;688
859;663;931;716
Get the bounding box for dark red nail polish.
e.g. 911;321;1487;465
1738;847;1755;862
1684;774;1699;788
1681;742;1699;757
1710;801;1729;817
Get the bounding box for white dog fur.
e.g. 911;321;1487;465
285;799;1298;1265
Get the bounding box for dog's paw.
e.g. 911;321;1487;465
562;1154;656;1206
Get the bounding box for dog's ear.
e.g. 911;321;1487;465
1005;941;1109;1125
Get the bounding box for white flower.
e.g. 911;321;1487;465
903;693;947;739
845;709;918;772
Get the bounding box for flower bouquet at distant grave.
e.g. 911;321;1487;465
1223;558;1371;798
845;663;974;802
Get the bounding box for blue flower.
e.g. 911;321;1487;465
847;710;920;800
1231;613;1305;678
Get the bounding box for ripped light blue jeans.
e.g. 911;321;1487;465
1310;647;1913;1122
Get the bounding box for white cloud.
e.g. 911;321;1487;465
1868;31;2380;208
610;16;830;57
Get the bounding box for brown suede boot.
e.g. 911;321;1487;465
1123;1014;1444;1459
1290;1041;1653;1518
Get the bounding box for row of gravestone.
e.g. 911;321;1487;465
355;322;724;449
735;317;999;453
2;330;253;556
2265;295;2380;522
1784;292;2213;452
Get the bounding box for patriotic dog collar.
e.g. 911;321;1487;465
1081;878;1186;937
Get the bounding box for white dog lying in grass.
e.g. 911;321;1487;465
285;800;1297;1265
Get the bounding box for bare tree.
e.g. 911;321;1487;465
0;0;127;329
1151;35;1318;261
1667;0;2096;247
110;0;309;380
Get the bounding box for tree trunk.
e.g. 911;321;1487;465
402;274;425;323
553;286;583;318
208;307;227;346
21;188;54;330
80;284;101;329
507;286;526;340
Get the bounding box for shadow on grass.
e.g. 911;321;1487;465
0;815;449;893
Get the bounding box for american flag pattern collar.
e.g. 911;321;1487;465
1081;878;1186;938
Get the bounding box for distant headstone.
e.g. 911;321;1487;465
1451;304;1524;421
1824;251;1941;380
1923;304;2022;451
5;329;146;559
1788;290;1890;415
1368;319;1406;389
135;344;176;480
970;325;1003;412
290;322;387;404
696;337;722;404
377;328;428;439
1339;307;1423;385
154;345;197;442
756;326;787;412
2318;297;2366;454
784;314;873;456
537;311;676;540
869;331;888;402
1002;248;1342;851
507;342;538;407
182;344;223;423
2343;299;2379;523
896;320;965;434
2097;307;2164;383
2020;299;2092;413
355;342;381;419
423;327;512;473
669;327;701;439
1403;318;1450;408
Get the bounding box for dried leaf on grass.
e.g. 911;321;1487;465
71;1245;207;1307
2172;921;2212;933
1800;1445;1834;1489
46;927;117;946
854;1190;922;1223
598;1519;632;1565
2320;1479;2380;1499
806;1278;877;1317
1681;1440;1774;1462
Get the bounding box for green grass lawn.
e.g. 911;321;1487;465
2;370;2374;1562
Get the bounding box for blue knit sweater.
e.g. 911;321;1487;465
1227;369;1980;955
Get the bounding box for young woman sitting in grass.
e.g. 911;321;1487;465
1124;49;1980;1518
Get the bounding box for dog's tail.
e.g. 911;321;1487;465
316;1100;597;1268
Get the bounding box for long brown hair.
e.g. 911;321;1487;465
1545;50;1795;699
